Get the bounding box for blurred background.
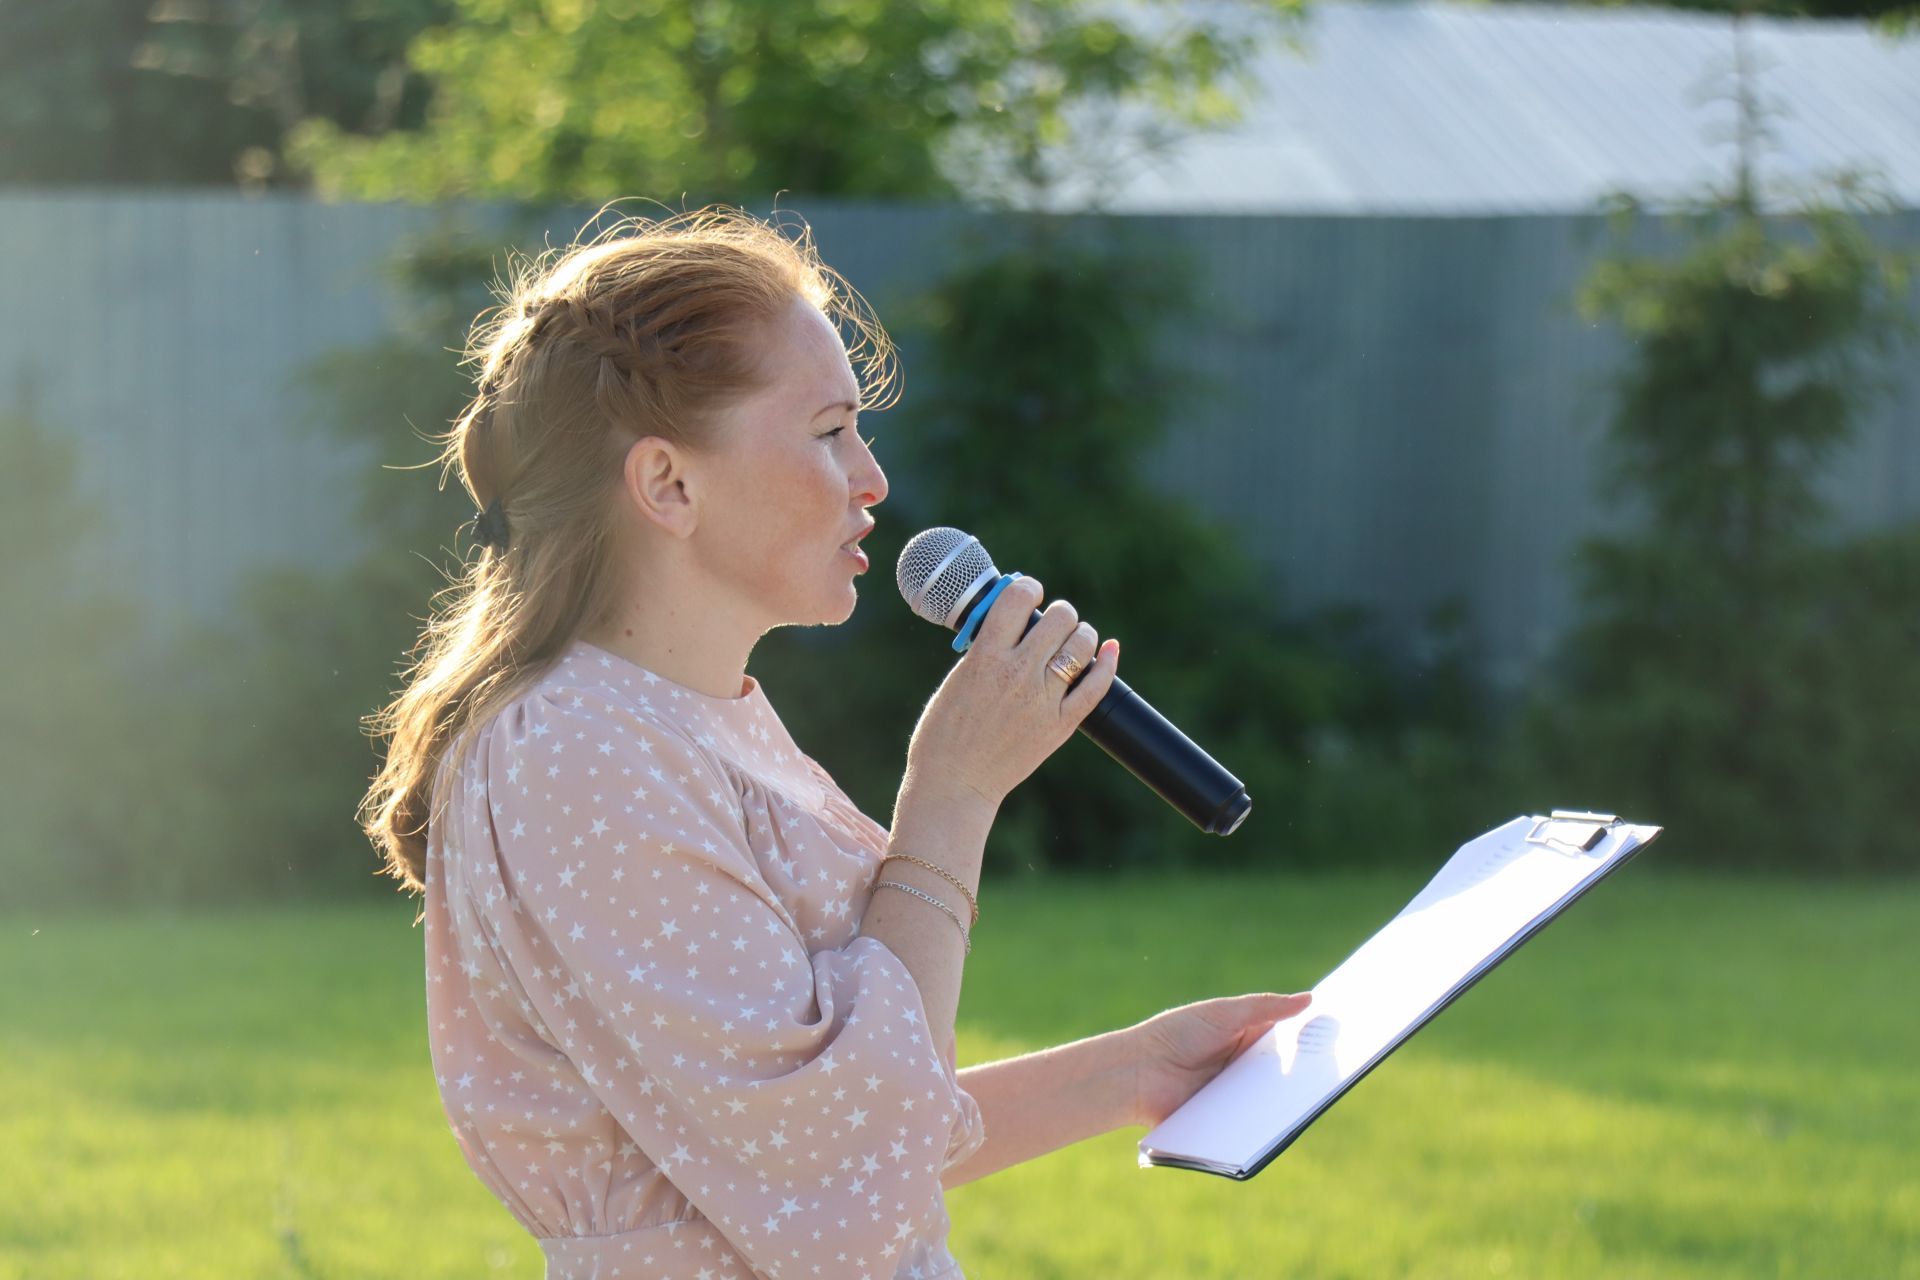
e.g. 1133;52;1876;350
1;0;1916;1274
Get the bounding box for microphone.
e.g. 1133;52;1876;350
896;526;1251;837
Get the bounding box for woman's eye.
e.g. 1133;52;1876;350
821;426;873;448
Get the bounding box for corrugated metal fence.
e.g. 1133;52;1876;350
3;192;1914;693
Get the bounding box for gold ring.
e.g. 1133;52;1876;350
1047;651;1087;685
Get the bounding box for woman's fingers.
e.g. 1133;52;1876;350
977;575;1045;649
1062;635;1120;723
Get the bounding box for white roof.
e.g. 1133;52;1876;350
1024;0;1920;214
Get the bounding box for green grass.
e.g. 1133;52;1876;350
2;865;1915;1278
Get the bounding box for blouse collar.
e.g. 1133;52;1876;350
553;638;809;790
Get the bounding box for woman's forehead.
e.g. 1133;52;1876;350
716;324;854;455
768;300;859;403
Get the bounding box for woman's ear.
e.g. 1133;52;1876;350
622;436;699;539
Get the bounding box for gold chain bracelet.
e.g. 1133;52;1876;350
876;853;979;925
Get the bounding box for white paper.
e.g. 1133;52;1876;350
1139;813;1661;1177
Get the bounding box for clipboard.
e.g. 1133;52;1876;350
1138;810;1663;1180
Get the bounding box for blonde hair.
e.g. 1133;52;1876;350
357;203;899;913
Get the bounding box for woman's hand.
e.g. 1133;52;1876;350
1126;991;1314;1129
904;575;1119;807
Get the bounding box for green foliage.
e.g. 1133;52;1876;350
289;0;1303;206
153;220;506;901
0;409;161;907
1519;187;1920;872
0;408;309;909
0;408;306;908
0;218;506;910
761;218;1505;874
0;0;456;188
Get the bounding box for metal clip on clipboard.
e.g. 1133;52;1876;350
1525;809;1621;856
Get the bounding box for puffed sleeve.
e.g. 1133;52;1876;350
473;688;983;1273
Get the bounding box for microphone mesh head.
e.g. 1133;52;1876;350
896;527;999;630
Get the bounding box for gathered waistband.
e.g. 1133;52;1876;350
537;1217;741;1279
536;1218;965;1280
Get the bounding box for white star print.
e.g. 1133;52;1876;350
421;649;984;1278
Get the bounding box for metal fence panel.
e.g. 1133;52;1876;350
3;193;1913;693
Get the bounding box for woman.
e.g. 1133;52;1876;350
359;206;1311;1278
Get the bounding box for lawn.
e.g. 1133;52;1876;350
1;863;1914;1278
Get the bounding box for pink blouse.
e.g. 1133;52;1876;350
423;638;987;1279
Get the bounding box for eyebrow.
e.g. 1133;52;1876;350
813;399;860;420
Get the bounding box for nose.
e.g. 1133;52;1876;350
854;439;887;507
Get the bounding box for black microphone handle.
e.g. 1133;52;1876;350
1011;605;1252;837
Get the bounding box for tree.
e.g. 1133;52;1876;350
1517;12;1920;871
0;0;456;188
290;0;1304;208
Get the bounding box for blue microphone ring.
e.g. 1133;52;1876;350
952;572;1023;653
